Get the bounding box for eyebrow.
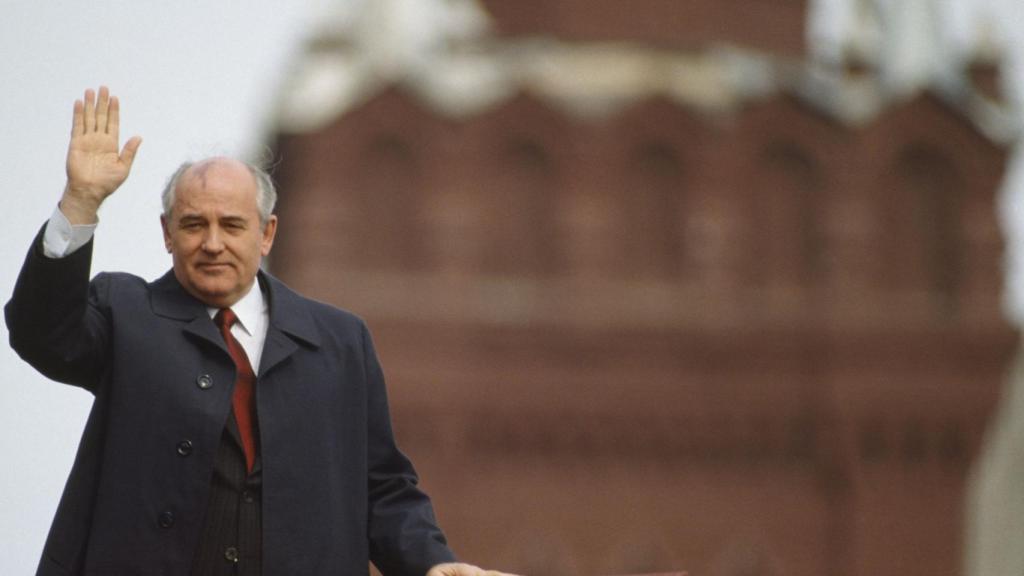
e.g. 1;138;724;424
177;214;249;224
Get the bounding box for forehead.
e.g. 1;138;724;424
174;160;259;215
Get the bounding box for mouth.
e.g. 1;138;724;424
196;262;233;271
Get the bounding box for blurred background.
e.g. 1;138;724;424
3;1;1024;575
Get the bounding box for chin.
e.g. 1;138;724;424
189;284;233;306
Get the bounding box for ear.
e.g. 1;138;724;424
260;215;278;257
160;214;173;253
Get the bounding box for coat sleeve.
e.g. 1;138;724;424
361;322;457;576
5;223;112;392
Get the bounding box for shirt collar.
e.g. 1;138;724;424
205;281;267;337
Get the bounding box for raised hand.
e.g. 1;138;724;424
61;86;142;224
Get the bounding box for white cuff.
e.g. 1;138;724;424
42;204;97;258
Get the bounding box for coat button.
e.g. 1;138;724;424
224;547;239;563
176;440;193;457
158;511;175;528
196;374;213;390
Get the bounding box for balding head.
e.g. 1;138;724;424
162;157;277;226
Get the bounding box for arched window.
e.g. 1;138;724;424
479;137;559;276
748;142;823;288
879;144;963;311
618;140;686;279
351;133;425;270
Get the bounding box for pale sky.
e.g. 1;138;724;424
0;3;323;572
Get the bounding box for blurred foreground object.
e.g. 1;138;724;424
268;1;1018;574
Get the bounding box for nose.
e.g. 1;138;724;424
201;227;224;253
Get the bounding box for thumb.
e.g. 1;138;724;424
120;136;142;168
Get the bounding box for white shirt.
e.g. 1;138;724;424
43;205;268;374
205;281;266;373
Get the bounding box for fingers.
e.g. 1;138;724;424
109;95;120;140
83;88;96;133
120;136;143;168
96;86;109;133
78;86;118;134
68;85;138;157
71;99;84;137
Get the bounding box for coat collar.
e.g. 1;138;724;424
149;269;322;369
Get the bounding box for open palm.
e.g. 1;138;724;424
62;86;141;222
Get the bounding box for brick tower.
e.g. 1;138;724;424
266;1;1018;574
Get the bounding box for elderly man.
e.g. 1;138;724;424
6;87;513;576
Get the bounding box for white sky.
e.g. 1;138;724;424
0;2;325;572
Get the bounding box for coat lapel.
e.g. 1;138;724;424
149;270;229;355
147;269;321;377
258;272;321;376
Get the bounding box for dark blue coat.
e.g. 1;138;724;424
5;229;455;576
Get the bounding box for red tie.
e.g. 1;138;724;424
214;308;258;473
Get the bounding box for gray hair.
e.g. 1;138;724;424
161;159;278;226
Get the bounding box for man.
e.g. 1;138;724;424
6;87;514;576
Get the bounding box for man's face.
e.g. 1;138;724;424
161;159;277;308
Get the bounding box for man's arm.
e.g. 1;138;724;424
362;321;457;575
359;322;519;576
4;86;141;389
